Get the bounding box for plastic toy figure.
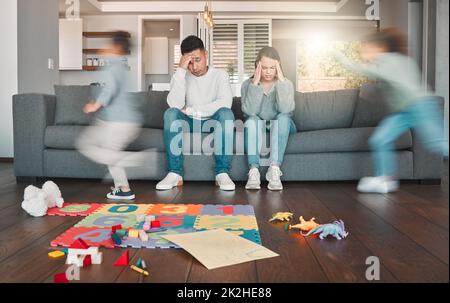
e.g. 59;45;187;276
302;220;349;240
269;212;294;222
289;216;320;232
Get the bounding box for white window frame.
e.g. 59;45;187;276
210;19;272;85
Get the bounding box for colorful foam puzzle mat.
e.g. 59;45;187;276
50;203;261;249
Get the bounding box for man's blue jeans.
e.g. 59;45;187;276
244;113;297;168
163;107;235;176
369;97;449;177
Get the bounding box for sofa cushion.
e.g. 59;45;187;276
285;127;412;154
293;89;359;131
54;85;102;125
45;126;165;152
142;90;170;129
352;83;391;127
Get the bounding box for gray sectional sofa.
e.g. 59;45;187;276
13;84;444;182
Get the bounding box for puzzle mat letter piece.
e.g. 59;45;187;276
200;205;255;216
47;203;103;217
146;204;203;216
194;215;258;230
119;228;196;249
51;227;115;248
75;213;138;229
93;204;153;215
134;215;197;229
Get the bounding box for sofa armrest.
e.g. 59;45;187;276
13;94;56;177
412;96;445;180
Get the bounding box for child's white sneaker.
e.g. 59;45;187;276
357;176;399;194
245;168;261;190
156;172;183;190
266;166;283;191
215;173;236;191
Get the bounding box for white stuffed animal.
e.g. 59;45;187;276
21;181;65;217
42;181;65;208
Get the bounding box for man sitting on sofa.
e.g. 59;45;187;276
156;35;236;191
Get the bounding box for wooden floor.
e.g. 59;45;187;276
0;162;448;283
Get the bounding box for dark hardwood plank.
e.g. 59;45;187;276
0;162;447;283
115;249;193;283
309;184;448;282
245;188;329;283
339;184;449;265
401;184;449;206
0;217;80;282
382;187;449;230
282;184;398;282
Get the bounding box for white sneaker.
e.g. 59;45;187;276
215;173;236;191
156;172;183;190
245;168;261;190
266;166;283;191
357;176;399;194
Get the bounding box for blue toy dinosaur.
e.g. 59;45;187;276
302;220;349;240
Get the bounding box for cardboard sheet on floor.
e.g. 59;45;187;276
160;229;279;270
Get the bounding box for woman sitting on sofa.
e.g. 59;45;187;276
241;46;296;191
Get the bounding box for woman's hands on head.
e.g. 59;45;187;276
253;61;262;86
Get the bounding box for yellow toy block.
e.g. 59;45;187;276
128;229;139;238
48;250;65;259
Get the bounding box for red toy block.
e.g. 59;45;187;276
83;255;92;267
54;273;69;284
114;251;129;266
112;225;123;233
70;238;89;249
150;220;161;228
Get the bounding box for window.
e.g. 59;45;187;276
294;20;378;92
212;24;239;83
210;20;271;93
173;44;181;73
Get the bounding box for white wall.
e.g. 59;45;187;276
0;0;18;157
18;0;59;94
59;15;140;91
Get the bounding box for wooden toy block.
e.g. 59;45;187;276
70;238;89;249
143;223;151;231
48;250;65;259
136;215;146;222
83;255;92;267
68;247;99;256
115;229;128;237
114;251;129;266
54;273;69;284
111;233;122;245
66;254;79;265
91;252;103;265
128;229;139;238
145;215;155;222
150;220;161;228
66;255;85;267
111;225;123;233
139;230;148;242
135;257;143;268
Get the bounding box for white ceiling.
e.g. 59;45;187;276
59;0;345;15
